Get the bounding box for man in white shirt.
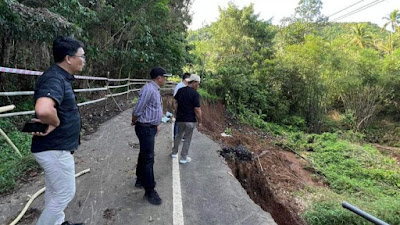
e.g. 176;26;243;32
173;73;190;139
173;73;190;96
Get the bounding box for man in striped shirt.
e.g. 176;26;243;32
131;67;171;205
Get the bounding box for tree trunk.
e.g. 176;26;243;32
95;0;104;12
1;37;12;66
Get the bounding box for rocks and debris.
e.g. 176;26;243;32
220;145;254;161
128;141;140;149
103;208;117;220
221;132;232;137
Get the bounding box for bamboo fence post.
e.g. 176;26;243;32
0;105;22;158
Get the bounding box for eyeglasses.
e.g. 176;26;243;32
70;54;86;59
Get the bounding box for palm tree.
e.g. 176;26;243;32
350;24;373;48
374;35;394;54
382;10;400;33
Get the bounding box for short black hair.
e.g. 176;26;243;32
182;72;191;80
53;36;84;63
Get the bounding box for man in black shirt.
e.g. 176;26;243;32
31;36;85;225
171;74;202;164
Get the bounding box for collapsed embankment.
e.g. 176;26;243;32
185;99;328;225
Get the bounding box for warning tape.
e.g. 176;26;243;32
0;66;138;81
0;67;42;76
0;66;176;83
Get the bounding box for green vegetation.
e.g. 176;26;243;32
288;131;400;224
197;88;222;102
1;0;400;224
187;1;400;224
1;0;192;193
0;118;39;194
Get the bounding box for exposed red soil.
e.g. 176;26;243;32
193;99;327;225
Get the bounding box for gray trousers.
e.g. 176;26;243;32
172;122;196;159
33;150;76;225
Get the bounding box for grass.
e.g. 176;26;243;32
286;131;400;225
0;118;39;194
301;187;400;225
238;111;400;225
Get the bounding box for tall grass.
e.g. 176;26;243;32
0;118;39;194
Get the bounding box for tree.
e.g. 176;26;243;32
188;3;278;119
349;24;373;48
382;9;400;33
0;0;193;93
278;0;327;46
294;0;328;23
273;35;330;131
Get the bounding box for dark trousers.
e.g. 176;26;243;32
135;123;157;192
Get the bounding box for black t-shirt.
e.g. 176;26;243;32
175;86;200;122
31;64;81;152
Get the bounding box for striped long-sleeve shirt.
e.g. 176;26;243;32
132;81;163;125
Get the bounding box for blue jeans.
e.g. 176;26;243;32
135;123;157;191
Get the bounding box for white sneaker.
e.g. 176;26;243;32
171;153;178;158
179;156;192;164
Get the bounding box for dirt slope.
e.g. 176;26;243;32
197;100;326;225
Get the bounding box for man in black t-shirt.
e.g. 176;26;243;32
31;36;85;225
171;74;202;164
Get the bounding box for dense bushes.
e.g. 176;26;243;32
188;3;400;224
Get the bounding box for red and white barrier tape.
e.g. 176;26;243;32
0;67;42;76
0;66;161;83
0;66;110;81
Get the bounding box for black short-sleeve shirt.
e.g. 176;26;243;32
31;65;81;152
175;86;200;122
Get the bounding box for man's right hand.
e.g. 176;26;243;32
33;124;57;136
31;118;57;136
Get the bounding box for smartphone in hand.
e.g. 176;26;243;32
21;122;49;133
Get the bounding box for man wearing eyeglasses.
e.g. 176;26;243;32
131;67;171;205
31;36;85;225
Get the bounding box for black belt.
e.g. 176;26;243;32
136;122;157;128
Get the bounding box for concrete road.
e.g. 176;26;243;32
1;109;276;225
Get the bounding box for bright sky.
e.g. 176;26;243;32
189;0;399;30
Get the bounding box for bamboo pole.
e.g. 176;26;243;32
0;105;22;158
0;128;22;158
0;104;15;113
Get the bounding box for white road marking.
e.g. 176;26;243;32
172;121;184;225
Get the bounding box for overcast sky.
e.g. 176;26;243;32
189;0;399;30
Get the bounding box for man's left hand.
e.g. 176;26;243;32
131;115;138;126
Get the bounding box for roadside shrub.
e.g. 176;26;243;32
197;88;222;102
